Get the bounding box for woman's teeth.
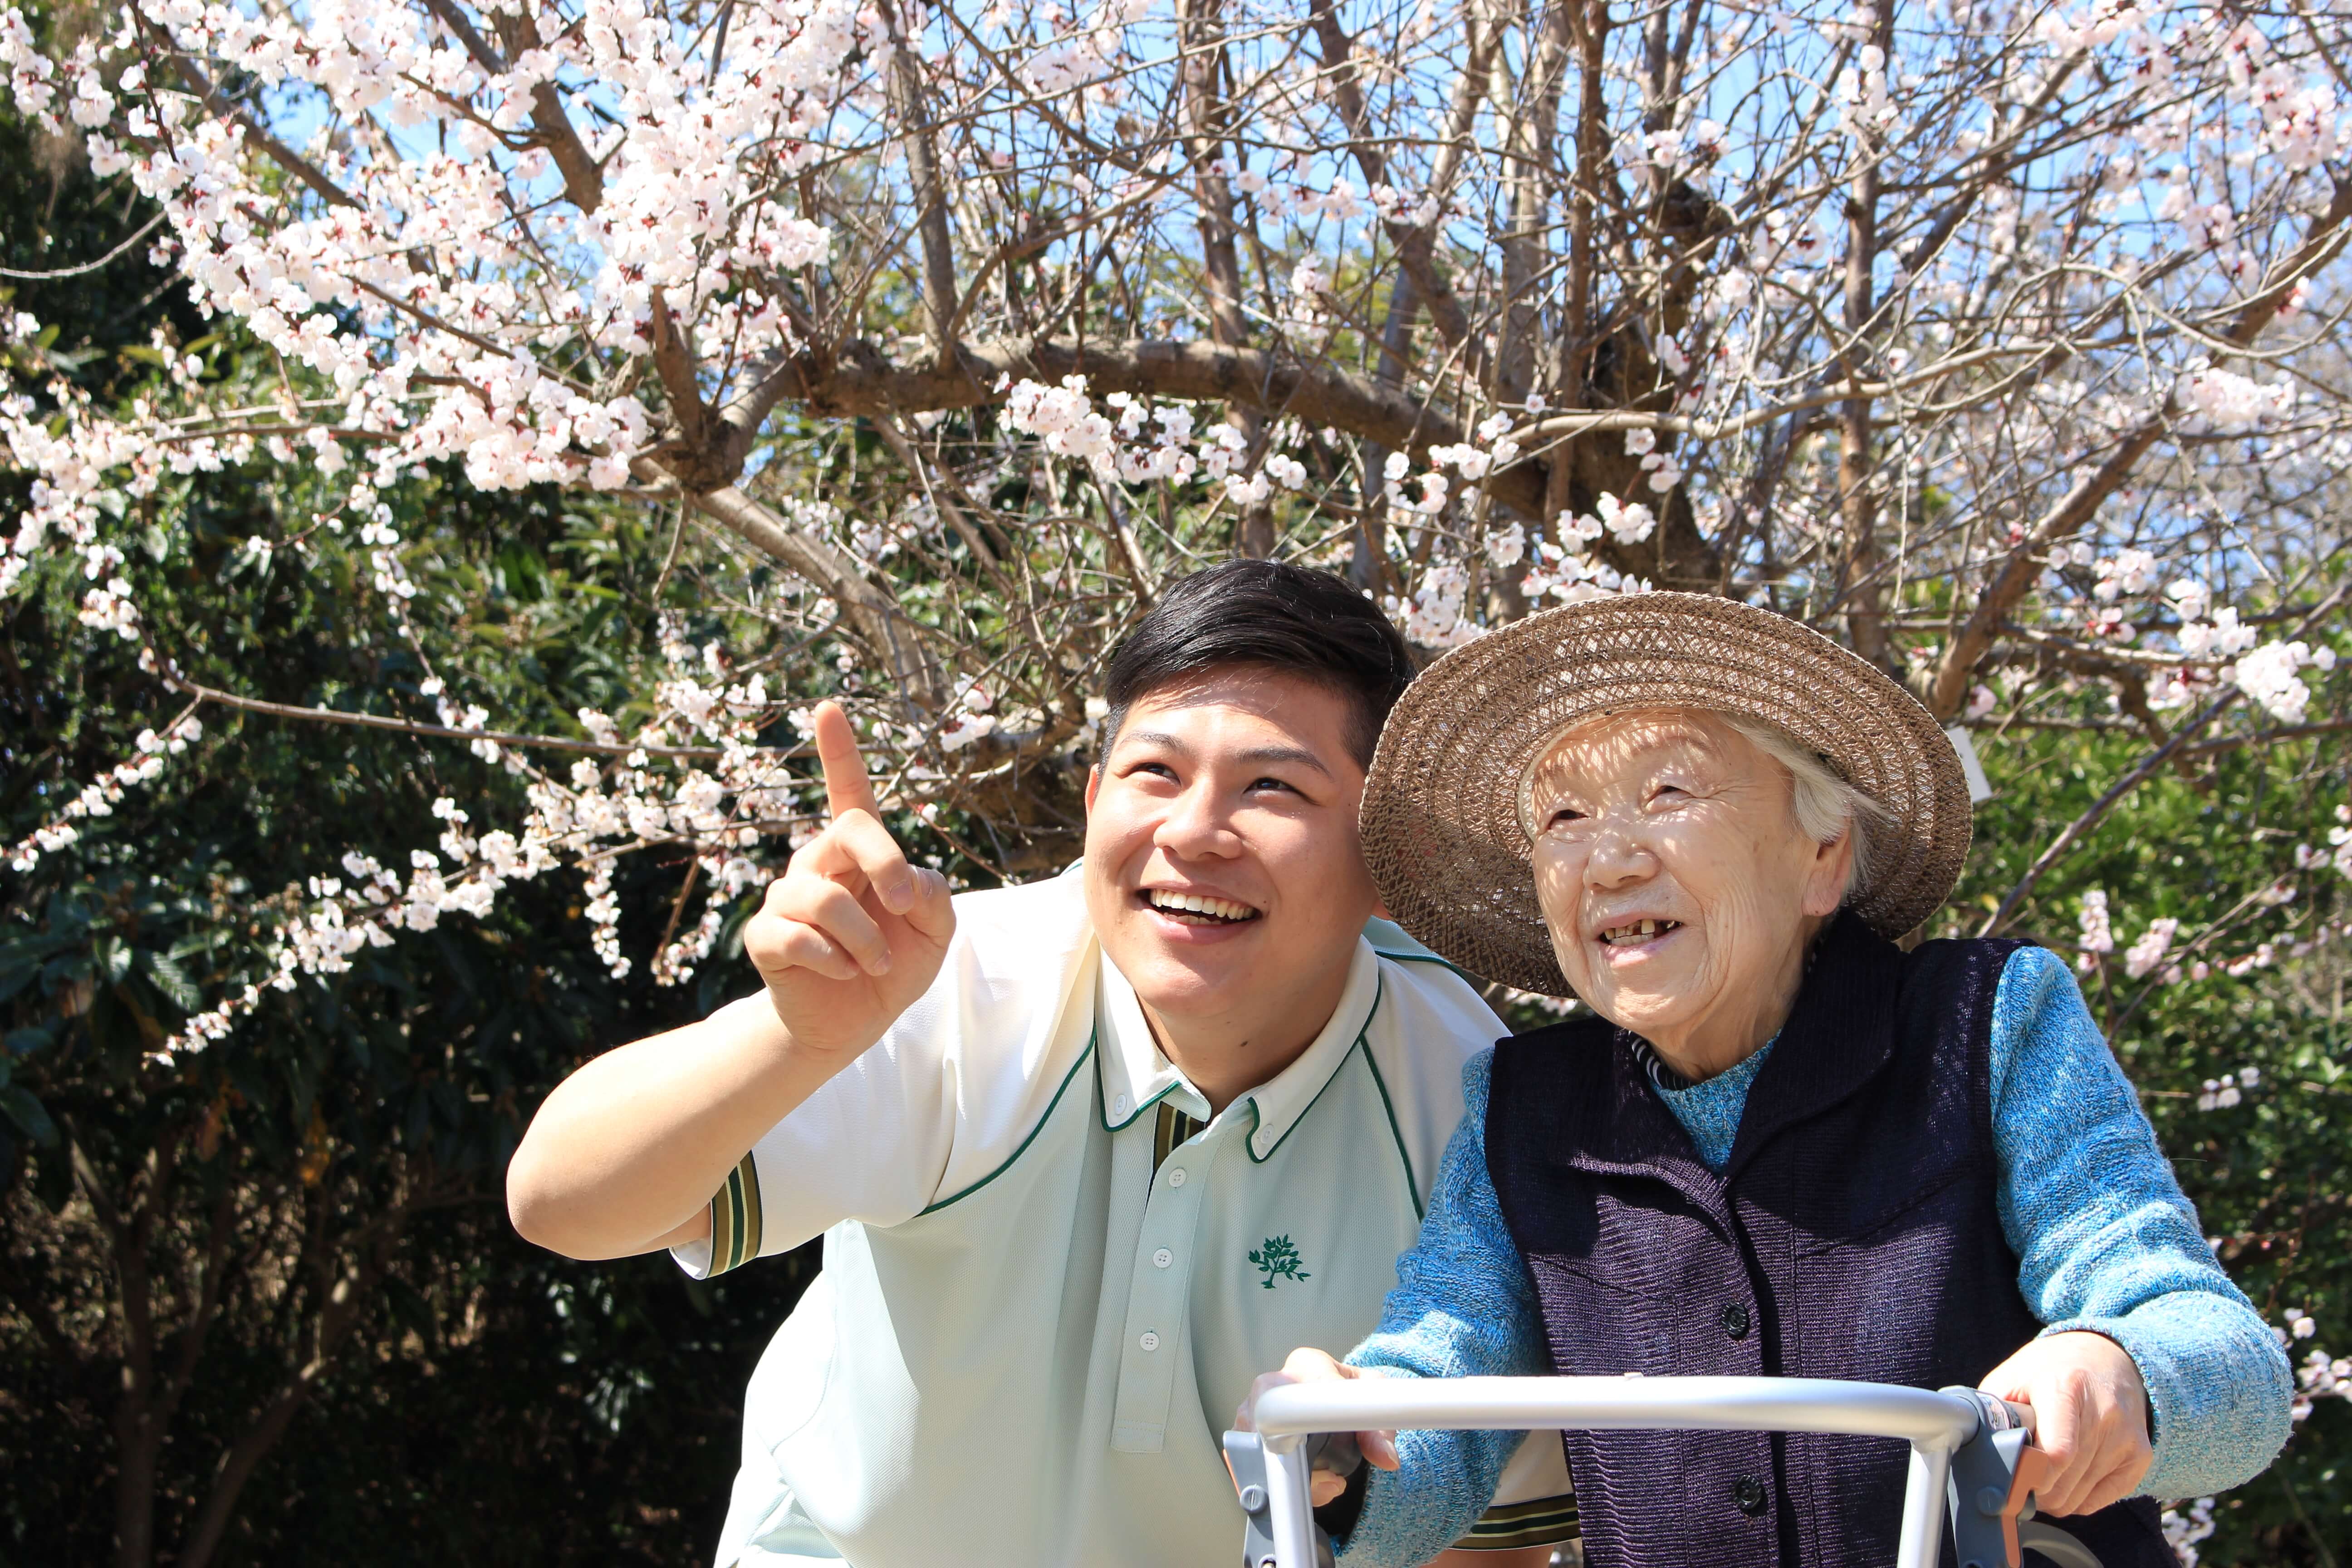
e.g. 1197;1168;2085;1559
1145;890;1259;924
1600;918;1681;946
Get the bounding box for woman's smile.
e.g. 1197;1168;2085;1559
1593;916;1686;967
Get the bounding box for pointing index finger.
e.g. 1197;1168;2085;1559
813;701;883;822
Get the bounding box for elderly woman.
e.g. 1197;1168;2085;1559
1245;593;2290;1568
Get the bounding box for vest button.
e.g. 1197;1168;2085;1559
1733;1476;1769;1516
1721;1302;1751;1340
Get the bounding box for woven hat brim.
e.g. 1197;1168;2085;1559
1360;593;1973;996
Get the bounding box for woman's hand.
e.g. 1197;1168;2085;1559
1235;1348;1401;1507
1978;1330;2154;1517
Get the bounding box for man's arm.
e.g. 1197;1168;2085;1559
508;998;843;1258
507;702;956;1260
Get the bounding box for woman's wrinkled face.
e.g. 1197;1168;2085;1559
1529;708;1851;1063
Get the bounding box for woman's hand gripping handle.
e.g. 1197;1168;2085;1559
1234;1348;1401;1508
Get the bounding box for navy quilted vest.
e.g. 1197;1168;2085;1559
1485;911;2173;1568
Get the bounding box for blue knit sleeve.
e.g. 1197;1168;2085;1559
1337;1049;1548;1568
1989;946;2292;1498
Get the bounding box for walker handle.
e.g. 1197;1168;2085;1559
1941;1385;2036;1438
1940;1385;2099;1568
1227;1375;2093;1568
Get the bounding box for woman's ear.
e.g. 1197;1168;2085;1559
1801;831;1855;919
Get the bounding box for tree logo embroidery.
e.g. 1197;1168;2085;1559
1248;1235;1311;1289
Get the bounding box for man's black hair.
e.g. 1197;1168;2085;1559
1098;559;1414;769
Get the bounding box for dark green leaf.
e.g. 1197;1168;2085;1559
0;1085;57;1147
137;950;203;1012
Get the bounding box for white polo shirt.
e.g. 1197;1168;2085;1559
678;864;1573;1568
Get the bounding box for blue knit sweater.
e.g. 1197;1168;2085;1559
1338;946;2291;1568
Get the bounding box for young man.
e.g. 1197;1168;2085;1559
506;562;1573;1568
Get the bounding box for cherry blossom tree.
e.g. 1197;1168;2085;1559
5;0;2348;945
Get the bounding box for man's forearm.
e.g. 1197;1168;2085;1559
506;995;847;1260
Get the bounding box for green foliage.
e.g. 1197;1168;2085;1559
0;431;835;1567
0;90;824;1562
1951;720;2352;1564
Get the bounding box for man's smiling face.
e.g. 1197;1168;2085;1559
1083;666;1379;1068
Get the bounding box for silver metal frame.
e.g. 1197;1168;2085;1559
1245;1375;1992;1568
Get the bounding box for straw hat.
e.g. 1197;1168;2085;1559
1360;592;1972;996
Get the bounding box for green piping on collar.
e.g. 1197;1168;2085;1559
919;1031;1096;1215
1098;1047;1191;1131
1357;1030;1423;1218
1240;973;1394;1173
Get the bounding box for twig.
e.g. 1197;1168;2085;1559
653;854;704;955
2182;717;2352;756
1979;581;2351;936
649;498;691;603
155;667;805;762
0;213;168;279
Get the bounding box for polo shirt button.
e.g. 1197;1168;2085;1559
1139;1331;1161;1352
1166;1167;1187;1187
1733;1476;1768;1516
1113;1093;1130;1117
1721;1303;1751;1340
1153;1248;1173;1269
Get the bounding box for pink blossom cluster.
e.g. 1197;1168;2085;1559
2159;1497;2216;1566
0;0;889;517
152;639;822;1058
2278;1308;2351;1425
1384;559;1480;650
1;0;2347;1061
1519;529;1652;608
2194;1066;2255;1111
2226;640;2332;725
5;714;204;872
2075;888;2116;970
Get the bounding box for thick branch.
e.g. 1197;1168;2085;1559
648;287;710;452
421;0;603;212
753;333;1499;501
1835;4;1894;666
885;10;959;355
1563;0;1609;391
1177;0;1272;554
669;475;946;711
1495;0;1573;403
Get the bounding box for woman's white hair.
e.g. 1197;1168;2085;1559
1718;712;1887;905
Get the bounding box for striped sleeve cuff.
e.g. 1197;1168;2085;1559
1449;1492;1578;1552
706;1151;765;1277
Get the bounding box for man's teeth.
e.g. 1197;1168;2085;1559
1146;890;1258;922
1601;918;1681;946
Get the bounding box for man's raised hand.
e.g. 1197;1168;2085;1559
743;702;957;1062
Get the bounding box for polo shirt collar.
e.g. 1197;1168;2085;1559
1096;937;1384;1161
1097;958;1210;1126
